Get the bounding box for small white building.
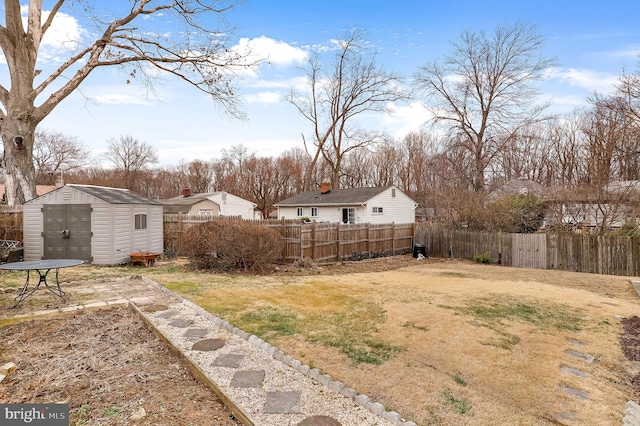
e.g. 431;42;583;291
275;185;417;224
160;189;258;219
23;184;163;265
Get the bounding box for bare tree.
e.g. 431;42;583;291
0;0;254;206
32;129;90;184
177;159;215;194
288;29;407;189
414;22;556;192
104;135;158;191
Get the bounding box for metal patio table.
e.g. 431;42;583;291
0;259;84;307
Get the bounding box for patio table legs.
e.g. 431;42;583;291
14;268;66;307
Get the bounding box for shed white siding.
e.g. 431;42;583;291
92;204;114;263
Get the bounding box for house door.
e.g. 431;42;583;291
341;208;355;224
43;204;92;261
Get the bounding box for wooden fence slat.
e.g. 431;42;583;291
414;224;640;277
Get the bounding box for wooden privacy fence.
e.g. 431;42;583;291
0;208;23;241
274;221;414;263
163;214;414;264
415;225;640;276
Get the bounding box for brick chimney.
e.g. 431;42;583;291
182;188;191;198
320;182;331;194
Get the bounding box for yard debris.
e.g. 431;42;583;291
0;362;17;383
129;407;146;421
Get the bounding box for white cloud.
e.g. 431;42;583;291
245;91;282;104
19;6;87;59
234;36;308;67
545;67;619;93
382;101;431;138
92;92;155;106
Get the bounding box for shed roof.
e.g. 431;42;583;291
276;186;393;206
63;184;161;205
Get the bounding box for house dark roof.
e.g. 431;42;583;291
276;186;392;206
67;184;161;205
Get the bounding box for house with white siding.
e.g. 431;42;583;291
22;184;163;265
275;185;417;224
159;189;258;219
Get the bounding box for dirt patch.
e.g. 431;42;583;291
0;306;241;426
621;316;640;398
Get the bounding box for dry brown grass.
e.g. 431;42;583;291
157;257;640;425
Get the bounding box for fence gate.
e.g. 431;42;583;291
511;233;547;269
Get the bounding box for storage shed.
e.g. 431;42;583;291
23;184;163;265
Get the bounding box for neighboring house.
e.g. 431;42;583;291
545;181;640;231
159;189;258;220
22;184;163;265
275;184;417;224
486;178;545;203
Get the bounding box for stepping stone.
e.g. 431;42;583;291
183;328;208;338
264;391;302;414
157;310;178;319
561;365;589;378
192;338;226;352
560;385;590;400
564;349;595;363
297;415;343;426
231;370;265;388
212;354;245;368
169;318;193;328
566;338;585;346
552;411;578;423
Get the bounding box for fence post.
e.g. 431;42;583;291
336;222;341;262
391;222;396;255
311;221;317;261
366;223;371;256
178;213;183;255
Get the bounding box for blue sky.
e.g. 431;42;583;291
17;1;640;165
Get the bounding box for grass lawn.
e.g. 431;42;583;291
3;255;638;425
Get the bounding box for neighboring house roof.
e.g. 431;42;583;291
276;186;398;206
604;180;640;194
158;193;220;213
486;179;545;201
25;184;161;205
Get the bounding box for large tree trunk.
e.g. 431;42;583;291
2;114;37;207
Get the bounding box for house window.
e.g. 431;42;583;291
372;207;383;214
199;209;213;217
341;208;355;224
311;207;319;217
296;207;304;217
392;188;396;197
134;214;147;230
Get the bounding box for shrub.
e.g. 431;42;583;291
474;252;493;264
182;220;284;273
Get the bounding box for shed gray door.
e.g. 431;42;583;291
43;204;92;261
